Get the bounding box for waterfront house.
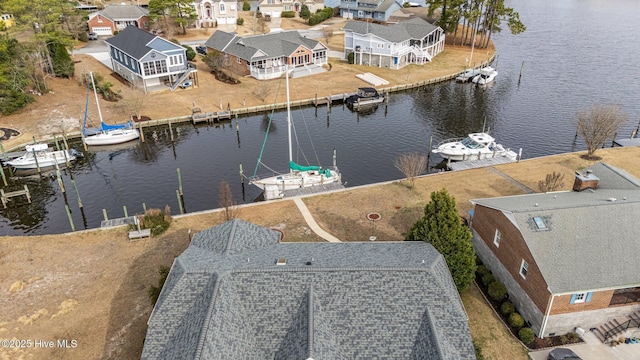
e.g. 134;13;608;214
258;0;325;17
87;4;149;36
1;14;15;28
340;0;402;21
344;17;445;69
470;162;640;339
105;26;197;93
141;219;476;359
193;0;238;28
203;30;329;80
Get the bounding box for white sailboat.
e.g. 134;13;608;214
83;72;140;146
250;69;341;200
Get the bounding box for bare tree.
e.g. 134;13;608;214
394;152;427;188
219;180;238;221
252;84;271;103
576;105;628;158
118;79;147;120
538;172;565;193
323;28;334;46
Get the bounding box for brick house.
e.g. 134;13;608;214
141;219;476;359
203;30;329;80
470;162;640;339
87;4;149;36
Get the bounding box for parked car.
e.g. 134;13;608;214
195;46;207;55
88;32;98;40
548;348;582;360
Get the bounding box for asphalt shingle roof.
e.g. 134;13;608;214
471;162;640;293
344;17;440;43
204;30;325;61
105;26;184;60
96;4;148;21
142;219;475;359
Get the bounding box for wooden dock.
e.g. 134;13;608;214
0;185;31;208
279;182;346;198
447;155;519;171
191;110;232;124
100;216;137;228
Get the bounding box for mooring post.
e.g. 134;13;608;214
176;189;185;214
0;142;6;160
56;170;65;193
81;132;88;151
333;149;337;168
518;148;523;162
142;202;147;212
169;122;174;142
123;205;128;218
139;122;145;143
32;135;37;145
54;134;61;151
239;163;244;184
427;136;432;166
61;128;70;151
177;168;183;196
102;209;108;221
65;204;75;232
0;167;6;187
32;148;41;175
24;184;31;203
71;179;82;208
518;61;525;82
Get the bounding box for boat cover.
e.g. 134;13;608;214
100;121;132;131
289;161;331;177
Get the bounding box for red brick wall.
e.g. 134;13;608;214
551;291;614;314
472;205;551;313
87;15;115;33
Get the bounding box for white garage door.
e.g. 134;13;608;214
92;27;112;36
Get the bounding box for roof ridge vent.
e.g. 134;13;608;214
607;197;617;202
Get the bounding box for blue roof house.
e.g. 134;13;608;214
105;26;197;93
141;219;476;359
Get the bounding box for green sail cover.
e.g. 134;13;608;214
289;161;331;177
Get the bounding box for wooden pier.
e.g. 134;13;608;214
191;109;232;124
0;185;31;208
447;155;519;171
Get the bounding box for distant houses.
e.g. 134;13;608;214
344;17;445;69
339;0;402;22
87;4;149;36
192;0;239;28
204;30;329;80
258;0;325;18
141;219;476;359
105;26;197;93
470;162;640;339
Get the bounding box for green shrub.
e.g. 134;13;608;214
488;281;507;301
148;265;170;305
566;332;580;342
473;339;485;360
78;32;88;42
500;301;515;317
518;327;535;344
281;11;295;18
347;52;354;64
475;256;483;265
131;206;172;236
508;312;525;329
476;264;489;276
237;17;244;26
183;45;196;61
481;273;495;287
242;0;250;11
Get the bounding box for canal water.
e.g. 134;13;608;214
2;0;640;235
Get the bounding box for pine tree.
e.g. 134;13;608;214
406;188;476;293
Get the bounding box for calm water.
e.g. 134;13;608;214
2;0;640;235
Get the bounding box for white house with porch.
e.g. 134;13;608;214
192;0;238;28
344;17;445;70
204;30;328;80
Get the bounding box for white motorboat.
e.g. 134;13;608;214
472;66;498;85
83;72;140;146
455;68;481;83
250;70;341;200
432;132;517;162
345;87;385;110
5;143;78;170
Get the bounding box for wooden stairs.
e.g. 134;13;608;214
590;309;640;343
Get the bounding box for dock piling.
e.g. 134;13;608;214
177;168;183;196
65;204;75;231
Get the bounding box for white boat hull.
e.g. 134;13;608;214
251;169;341;200
432;132;517;162
5;150;76;170
83;129;140;146
432;148;517;162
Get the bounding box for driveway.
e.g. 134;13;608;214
528;330;640;360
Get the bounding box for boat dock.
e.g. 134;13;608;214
191;107;233;124
0;185;31;208
265;182;346;199
447;154;520;171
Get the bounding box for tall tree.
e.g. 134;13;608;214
576;104;628;158
406;189;476;293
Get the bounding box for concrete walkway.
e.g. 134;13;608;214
528;329;640;360
293;198;342;242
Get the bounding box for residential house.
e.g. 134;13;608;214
105;26;197;93
344;17;445;69
193;0;238;28
1;14;15;28
141;219;476;359
204;30;329;80
340;0;402;22
470;162;640;339
87;4;149;36
258;0;325;17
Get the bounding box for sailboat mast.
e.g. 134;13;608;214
90;72;104;124
286;66;292;163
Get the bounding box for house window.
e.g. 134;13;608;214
570;292;592;304
220;3;226;14
519;259;528;279
493;229;501;247
377;43;383;49
533;216;547;230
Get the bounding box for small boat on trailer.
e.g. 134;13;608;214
432;132;517;162
345;87;385;110
4;144;79;170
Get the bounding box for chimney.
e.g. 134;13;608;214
572;169;599;192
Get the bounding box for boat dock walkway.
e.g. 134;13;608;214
280;182;345;198
447;155;519;171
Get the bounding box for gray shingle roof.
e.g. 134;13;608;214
105;26;184;60
344;17;440;43
142;219;475;359
97;4;148;21
204;30;325;61
471;162;640;293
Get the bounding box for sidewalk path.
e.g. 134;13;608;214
293;198;342;242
